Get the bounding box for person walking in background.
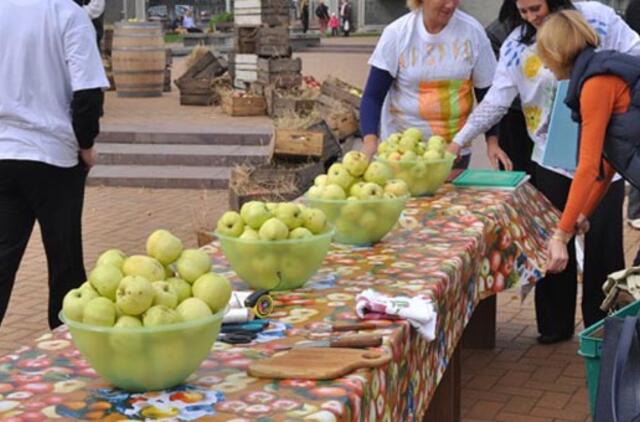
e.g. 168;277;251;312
625;0;640;236
340;0;353;36
316;1;330;35
74;0;105;47
329;12;339;36
0;0;108;329
301;0;310;33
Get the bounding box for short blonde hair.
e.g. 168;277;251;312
537;10;599;79
407;0;421;11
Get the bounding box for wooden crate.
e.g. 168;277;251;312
273;120;339;161
256;27;291;57
175;51;227;106
314;94;359;139
265;87;316;117
257;57;301;89
222;93;267;116
234;0;290;27
320;77;363;109
231;53;259;88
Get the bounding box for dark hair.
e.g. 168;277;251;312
499;0;575;45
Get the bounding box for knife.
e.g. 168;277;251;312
289;335;383;349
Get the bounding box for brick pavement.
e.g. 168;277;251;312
2;35;640;420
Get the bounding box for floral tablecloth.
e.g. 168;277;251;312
0;184;558;422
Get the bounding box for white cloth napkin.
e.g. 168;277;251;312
355;289;437;341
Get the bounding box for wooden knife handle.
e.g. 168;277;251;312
331;322;378;332
329;335;382;348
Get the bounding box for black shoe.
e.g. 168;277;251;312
536;333;573;345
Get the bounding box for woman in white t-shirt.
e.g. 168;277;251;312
359;0;497;169
448;0;640;344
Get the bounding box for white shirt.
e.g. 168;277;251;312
83;0;105;19
453;1;640;178
369;9;496;155
0;0;109;168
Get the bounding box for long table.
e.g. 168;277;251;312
0;184;558;421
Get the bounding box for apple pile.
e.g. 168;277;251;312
375;128;456;196
63;230;232;328
216;201;328;240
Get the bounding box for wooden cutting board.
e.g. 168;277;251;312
248;348;391;380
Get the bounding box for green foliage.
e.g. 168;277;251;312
209;12;234;30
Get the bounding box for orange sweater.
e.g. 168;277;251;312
558;75;631;233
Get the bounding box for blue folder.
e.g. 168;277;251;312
541;81;579;171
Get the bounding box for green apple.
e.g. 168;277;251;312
388;151;402;161
145;229;183;265
385;179;410;197
176;249;212;283
192;272;232;312
359;210;378;232
142;305;182;326
96;249;126;269
176;297;212;321
314;174;328;187
302;208;327;234
240;201;272;230
363;162;393;186
427;135;446;152
415;142;426;156
398;136;418;154
122;255;165;283
387;133;402;144
400;150;418;162
326;163;354;191
62;288;98;322
115;315;142;328
411;161;428;179
377;143;390;156
164;264;175;279
258;217;289;241
280;255;307;281
248;254;281;289
321;184;346;200
79;281;98;295
116;275;154;316
274;203;303;230
349;181;366;198
289;227;313;239
423;149;443;163
216;211;244;237
358;182;384;199
342;151;369;177
266;202;279;212
166;277;192;303
83;297;116;326
340;201;364;221
239;227;260;240
152;281;178;309
88;265;123;301
308;185;324;199
402;127;423;142
336;218;361;239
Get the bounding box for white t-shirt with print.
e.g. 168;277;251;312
475;1;640;177
0;0;109;168
369;9;496;155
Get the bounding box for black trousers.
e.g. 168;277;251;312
498;108;537;187
0;160;88;329
534;165;625;334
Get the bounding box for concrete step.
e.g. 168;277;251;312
96;143;271;167
88;165;231;189
97;130;272;146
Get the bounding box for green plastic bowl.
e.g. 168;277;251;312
376;155;455;196
60;309;224;392
307;195;408;245
215;228;334;291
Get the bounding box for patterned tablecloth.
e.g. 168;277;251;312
0;184;558;422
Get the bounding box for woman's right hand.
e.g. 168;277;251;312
486;136;513;171
361;135;378;161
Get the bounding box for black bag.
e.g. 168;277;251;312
594;316;640;422
315;5;323;18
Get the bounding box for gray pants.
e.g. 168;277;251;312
629;186;640;220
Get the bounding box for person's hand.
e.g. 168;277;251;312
486;136;513;171
80;147;97;170
447;142;461;157
546;230;571;273
575;214;590;235
361;135;378;161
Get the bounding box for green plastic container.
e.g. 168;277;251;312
578;299;640;413
60;308;224;392
376;155;455;197
216;228;334;291
307;195;408;246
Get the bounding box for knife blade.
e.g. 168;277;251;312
291;335;383;349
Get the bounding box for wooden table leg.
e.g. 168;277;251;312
423;345;461;422
462;294;497;350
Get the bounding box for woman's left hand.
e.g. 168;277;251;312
546;231;571;273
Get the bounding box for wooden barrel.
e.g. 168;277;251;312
112;22;165;97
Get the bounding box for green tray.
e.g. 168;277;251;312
452;169;527;188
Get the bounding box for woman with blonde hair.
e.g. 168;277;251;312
359;0;498;169
537;10;640;277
